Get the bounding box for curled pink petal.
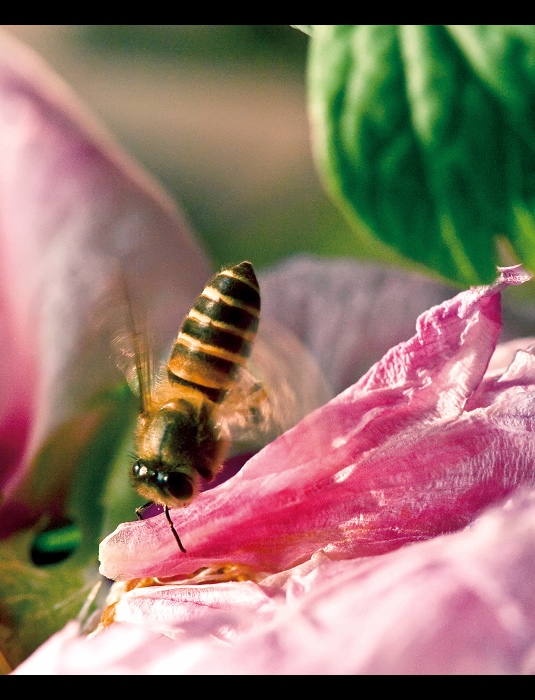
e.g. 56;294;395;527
100;266;535;580
259;255;458;394
113;579;278;640
0;29;210;534
17;488;535;674
496;264;532;286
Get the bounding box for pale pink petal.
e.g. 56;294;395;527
17;488;535;674
99;267;535;580
0;29;210;534
486;337;535;377
10;621;82;675
12;620;176;675
101;554;332;642
13;615;245;675
180;487;535;674
259;256;534;395
112;580;278;640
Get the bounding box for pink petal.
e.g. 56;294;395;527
0;30;210;534
112;579;278;640
181;487;535;674
17;488;535;674
485;337;535;377
11;620;174;675
99;266;535;580
259;255;458;395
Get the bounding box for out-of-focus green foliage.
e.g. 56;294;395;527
308;25;535;286
66;382;142;555
81;25;308;68
0;382;139;670
0;529;92;669
292;26;313;37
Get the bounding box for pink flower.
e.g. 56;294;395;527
0;28;210;670
4;29;535;675
22;263;526;675
0;28;210;537
99;265;535;581
15;487;535;674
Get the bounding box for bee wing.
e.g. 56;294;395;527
214;367;270;448
96;270;155;415
112;313;154;415
217;318;333;454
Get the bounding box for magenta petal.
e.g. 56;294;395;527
100;267;535;580
0;30;210;532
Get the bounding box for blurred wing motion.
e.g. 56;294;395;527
93;268;155;411
110;277;155;415
218;317;333;454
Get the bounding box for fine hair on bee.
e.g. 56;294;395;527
126;261;262;553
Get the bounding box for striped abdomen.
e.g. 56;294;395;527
167;262;260;403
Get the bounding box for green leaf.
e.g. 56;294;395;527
19;381;139;562
0;529;93;670
308;25;535;286
291;25;313;37
0;381;140;670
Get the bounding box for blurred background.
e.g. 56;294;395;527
4;25;362;272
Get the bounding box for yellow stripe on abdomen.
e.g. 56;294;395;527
167;262;260;402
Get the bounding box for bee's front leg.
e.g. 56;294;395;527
136;501;156;519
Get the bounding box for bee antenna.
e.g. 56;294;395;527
164;505;187;553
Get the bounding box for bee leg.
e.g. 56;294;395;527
164;505;187;554
135;503;186;553
135;502;154;520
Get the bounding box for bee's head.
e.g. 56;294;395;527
132;459;195;507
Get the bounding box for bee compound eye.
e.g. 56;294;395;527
160;472;194;502
132;460;149;478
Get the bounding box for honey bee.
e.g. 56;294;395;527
124;262;266;553
115;260;332;554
